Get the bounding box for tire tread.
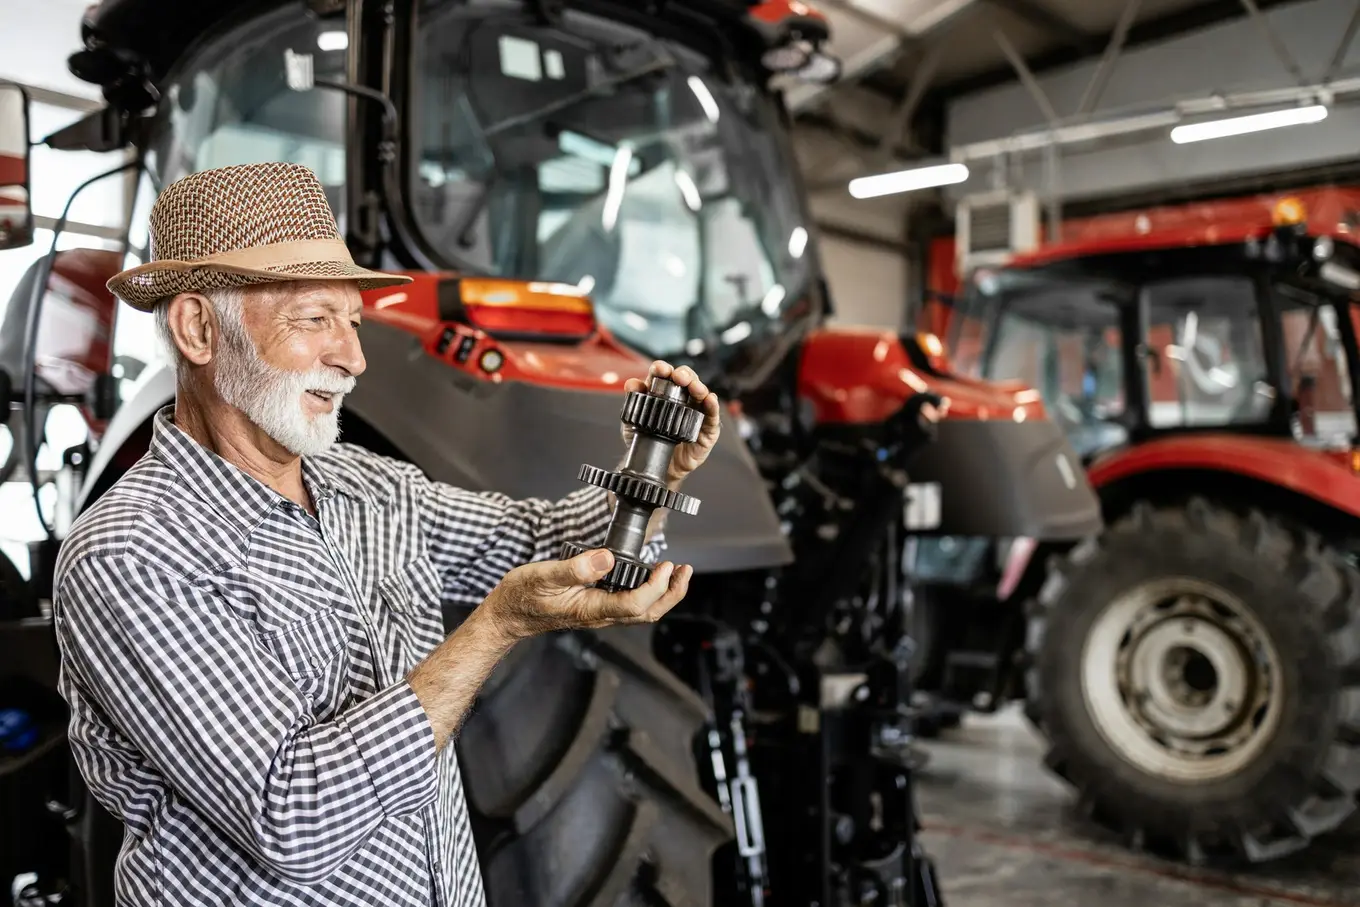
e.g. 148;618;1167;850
1025;497;1360;865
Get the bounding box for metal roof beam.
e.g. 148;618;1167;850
1325;1;1360;85
1238;0;1310;86
987;0;1100;54
921;0;1307;106
1076;0;1142;115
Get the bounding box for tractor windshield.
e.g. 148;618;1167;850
407;0;813;362
953;255;1360;451
135;1;812;366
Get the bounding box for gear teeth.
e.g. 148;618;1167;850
577;464;701;515
620;392;704;444
559;541;653;591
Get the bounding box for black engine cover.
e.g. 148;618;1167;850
903;417;1102;540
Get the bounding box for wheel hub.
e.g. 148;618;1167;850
1081;578;1283;782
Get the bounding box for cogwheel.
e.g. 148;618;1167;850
558;541;653;591
576;464;701;515
620;392;704;444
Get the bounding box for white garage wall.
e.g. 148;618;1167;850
806;189;911;330
817;235;909;330
0;0;101;99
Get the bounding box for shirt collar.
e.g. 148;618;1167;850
148;405;369;534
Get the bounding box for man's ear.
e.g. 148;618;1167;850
166;292;217;367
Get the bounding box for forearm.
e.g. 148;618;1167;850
406;604;518;750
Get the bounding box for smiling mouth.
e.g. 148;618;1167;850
306;390;338;402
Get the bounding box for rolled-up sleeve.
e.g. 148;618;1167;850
53;552;437;886
416;476;668;609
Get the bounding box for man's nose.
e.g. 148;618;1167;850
325;324;366;377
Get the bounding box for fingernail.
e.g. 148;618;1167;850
591;550;613;570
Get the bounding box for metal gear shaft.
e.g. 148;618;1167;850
561;375;704;592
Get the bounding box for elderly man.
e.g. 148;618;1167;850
51;161;720;907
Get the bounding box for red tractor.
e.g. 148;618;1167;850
910;188;1360;865
0;1;1101;905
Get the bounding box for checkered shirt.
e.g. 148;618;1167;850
51;404;663;906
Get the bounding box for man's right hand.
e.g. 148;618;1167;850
409;550;690;751
484;549;692;641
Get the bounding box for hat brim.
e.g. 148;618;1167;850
108;258;414;311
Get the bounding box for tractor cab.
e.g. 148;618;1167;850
62;0;833;395
948;194;1360;466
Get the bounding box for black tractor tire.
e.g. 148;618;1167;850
1025;497;1360;865
457;623;734;907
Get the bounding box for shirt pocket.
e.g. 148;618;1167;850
378;555;448;663
259;608;351;721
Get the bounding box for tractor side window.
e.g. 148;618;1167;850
1278;294;1356;444
982;286;1127;459
145;4;348;228
1141;276;1273;429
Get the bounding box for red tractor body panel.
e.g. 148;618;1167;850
796;325;1042;425
1007;186;1360;270
750;0;829;24
1087;434;1360;518
362;273;651;394
32;248;122;436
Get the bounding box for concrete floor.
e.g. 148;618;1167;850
913;707;1360;907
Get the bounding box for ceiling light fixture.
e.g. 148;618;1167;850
1170;104;1327;144
849;162;969;199
316;31;348;52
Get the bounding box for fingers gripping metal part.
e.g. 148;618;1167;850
561;376;704;592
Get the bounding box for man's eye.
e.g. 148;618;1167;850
350;320;362;331
309;316;327;324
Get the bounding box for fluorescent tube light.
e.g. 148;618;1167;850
602;146;633;231
688;76;720;123
317;31;348;52
1170;104;1327;144
849;163;969;199
673;169;701;211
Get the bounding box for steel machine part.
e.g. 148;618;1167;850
561;375;703;591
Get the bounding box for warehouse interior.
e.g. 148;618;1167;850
5;0;1360;905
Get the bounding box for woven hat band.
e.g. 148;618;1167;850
200;238;353;270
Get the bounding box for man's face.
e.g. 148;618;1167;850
212;280;367;457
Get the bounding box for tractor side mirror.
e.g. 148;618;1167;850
0;82;33;251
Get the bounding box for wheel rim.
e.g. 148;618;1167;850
1080;577;1284;783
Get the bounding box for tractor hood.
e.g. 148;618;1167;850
797;325;1103;541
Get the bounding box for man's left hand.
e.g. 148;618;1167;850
621;361;721;488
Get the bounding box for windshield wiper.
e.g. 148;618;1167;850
480;54;678;139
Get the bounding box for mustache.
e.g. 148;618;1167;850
306;373;358;395
281;366;357;396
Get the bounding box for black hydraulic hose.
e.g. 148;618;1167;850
22;159;139;540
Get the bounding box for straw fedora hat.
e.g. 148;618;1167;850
108;161;412;311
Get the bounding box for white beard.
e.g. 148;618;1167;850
213;329;357;458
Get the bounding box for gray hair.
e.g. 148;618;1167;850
152;285;253;377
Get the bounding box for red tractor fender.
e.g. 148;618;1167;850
795;324;1045;425
749;0;829;26
362;272;654;393
1087;433;1360;519
4;246;123;439
795;325;1103;541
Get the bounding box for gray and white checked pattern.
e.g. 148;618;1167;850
52;404;664;906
